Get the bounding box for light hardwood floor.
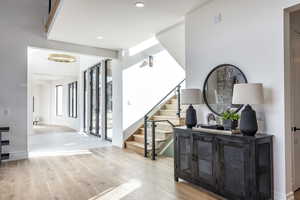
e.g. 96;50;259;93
0;147;223;200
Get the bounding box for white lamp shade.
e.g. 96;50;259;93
232;83;264;105
181;89;203;105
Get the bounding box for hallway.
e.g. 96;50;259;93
29;125;111;157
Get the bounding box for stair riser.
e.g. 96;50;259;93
165;104;188;110
159;110;186;116
155;123;174;131
170;99;179;104
152;118;181;125
139;125;173;137
134;137;165;146
134;135;167;144
133;135;144;143
126;143;144;155
165;104;177;109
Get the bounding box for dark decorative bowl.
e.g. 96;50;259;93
223;119;238;130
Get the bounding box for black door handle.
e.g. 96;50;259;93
292;127;300;132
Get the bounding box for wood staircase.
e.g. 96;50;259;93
125;96;185;156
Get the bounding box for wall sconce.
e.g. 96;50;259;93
140;56;154;68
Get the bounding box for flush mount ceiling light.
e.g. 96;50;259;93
135;2;145;8
97;36;104;40
48;54;76;63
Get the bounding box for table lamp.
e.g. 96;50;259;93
232;83;264;136
181;89;203;128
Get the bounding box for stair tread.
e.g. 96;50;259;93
161;109;182;111
126;141;159;150
140;128;173;134
133;134;167;142
153;115;183;119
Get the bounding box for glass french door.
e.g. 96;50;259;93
105;60;113;141
83;61;112;140
90;66;100;136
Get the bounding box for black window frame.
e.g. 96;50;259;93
83;71;87;132
83;61;112;141
68;81;78;118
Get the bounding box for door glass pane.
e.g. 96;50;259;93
106;63;113;140
73;83;77;118
98;66;102;137
84;72;88;132
91;68;97;134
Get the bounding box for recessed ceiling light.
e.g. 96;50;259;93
135;2;145;8
97;36;104;40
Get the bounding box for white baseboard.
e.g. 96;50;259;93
4;151;28;161
274;191;295;200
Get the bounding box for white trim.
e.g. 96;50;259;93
156;20;184;36
186;0;213;16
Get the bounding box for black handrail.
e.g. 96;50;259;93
144;79;185;158
48;0;52;14
145;79;185;117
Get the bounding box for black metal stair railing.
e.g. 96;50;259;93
144;79;185;160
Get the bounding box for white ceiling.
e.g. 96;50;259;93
48;0;206;50
28;47;100;81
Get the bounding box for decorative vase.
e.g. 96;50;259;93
240;105;258;136
186;105;197;129
223;119;238;130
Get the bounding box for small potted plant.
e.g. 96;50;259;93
221;110;240;130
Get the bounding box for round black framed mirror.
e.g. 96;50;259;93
203;64;248;116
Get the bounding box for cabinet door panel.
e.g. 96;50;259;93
217;138;250;199
193;134;215;186
223;146;245;195
176;134;192;178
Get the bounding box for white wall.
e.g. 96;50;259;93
185;0;300;199
32;84;41;121
112;58;124;147
0;0;116;161
122;50;185;131
112;42;185;145
50;78;80;130
156;22;186;68
39;83;52;124
32;78;79;130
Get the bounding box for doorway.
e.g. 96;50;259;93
83;60;113;141
287;8;300;195
27;47;112;157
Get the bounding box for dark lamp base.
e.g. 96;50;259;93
185;105;197;129
240;105;258;136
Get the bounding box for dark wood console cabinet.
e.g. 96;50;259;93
174;127;273;200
